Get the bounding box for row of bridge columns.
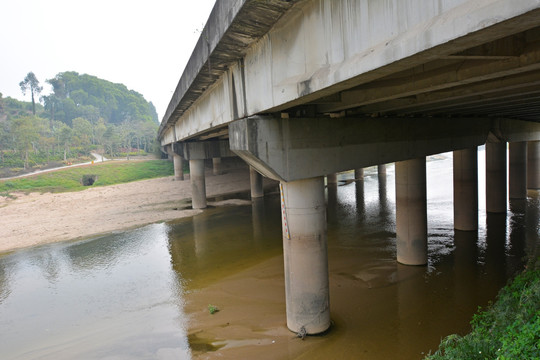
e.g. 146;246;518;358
170;155;266;209
172;141;540;335
279;140;540;334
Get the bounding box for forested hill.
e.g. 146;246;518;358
44;71;158;125
0;71;160;175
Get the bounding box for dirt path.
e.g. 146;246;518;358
0;167;275;254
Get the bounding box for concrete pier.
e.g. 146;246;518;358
212;157;223;176
250;167;264;198
354;168;364;180
395;158;428;265
453;148;478;231
173;154;184;181
327;173;337;184
509;142;527;199
528;141;540;189
190;159;207;209
486;142;507;213
378;164;387;176
280;177;330;334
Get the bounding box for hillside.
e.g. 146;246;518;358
0;72;160;177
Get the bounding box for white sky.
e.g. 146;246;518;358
0;0;216;121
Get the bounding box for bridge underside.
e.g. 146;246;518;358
158;0;540;336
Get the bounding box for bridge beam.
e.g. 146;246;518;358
229;115;491;182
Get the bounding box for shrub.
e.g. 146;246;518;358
427;258;540;360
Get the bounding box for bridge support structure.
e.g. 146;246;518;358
170;140;235;210
190;159;207;209
486;141;507;213
173;154;184;181
453;147;478;231
528;141;540;189
395;158;428;265
212;158;223;176
509;142;528;200
250;167;264;199
280;177;330;334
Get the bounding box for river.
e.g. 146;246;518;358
0;149;538;359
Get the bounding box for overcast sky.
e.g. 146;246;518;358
0;0;216;121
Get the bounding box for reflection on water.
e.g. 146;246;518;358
0;151;539;359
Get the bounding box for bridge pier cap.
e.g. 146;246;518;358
229;115;493;182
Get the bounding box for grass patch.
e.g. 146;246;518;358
0;160;174;195
208;304;219;315
426;257;540;360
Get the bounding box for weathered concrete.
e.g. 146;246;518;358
280;177;330;334
378;164;387;177
486;142;507;213
212;158;223;176
173;154;184;181
395;158;428;266
327;174;338;184
528;141;540;189
453;148;478;231
190;159;207;209
250;167;264;198
354;168;364;180
179;140;234;161
509;142;527;199
159;0;540;144
229;115;491;182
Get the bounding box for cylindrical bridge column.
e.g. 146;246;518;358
173;154;184;181
378;164;387;177
212;157;223;176
509;142;527;199
354;168;364;180
453;148;478;231
327;173;337;184
528;141;540;189
190;159;207;209
280;177;330;335
486;142;507;213
395;158;427;265
250;167;264;198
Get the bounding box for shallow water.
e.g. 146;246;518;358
0;150;538;359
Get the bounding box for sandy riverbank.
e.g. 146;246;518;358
0;166;275;254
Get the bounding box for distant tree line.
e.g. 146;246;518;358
0;71;160;172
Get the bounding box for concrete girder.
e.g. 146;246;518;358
491;118;540;143
159;0;540;148
318;36;540;113
357;69;540;115
229;115;492;182
176;140;235;160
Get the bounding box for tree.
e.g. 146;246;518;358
19;72;43;115
41;94;62;123
11;116;40;169
72;117;93;147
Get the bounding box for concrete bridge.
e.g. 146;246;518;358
158;0;540;335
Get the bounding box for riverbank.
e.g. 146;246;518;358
0;166;276;254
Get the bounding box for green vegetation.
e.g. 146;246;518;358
426;258;540;360
208;304;219;315
1;72;161;178
0;160;173;196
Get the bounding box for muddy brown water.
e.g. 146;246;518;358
0;150;538;359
